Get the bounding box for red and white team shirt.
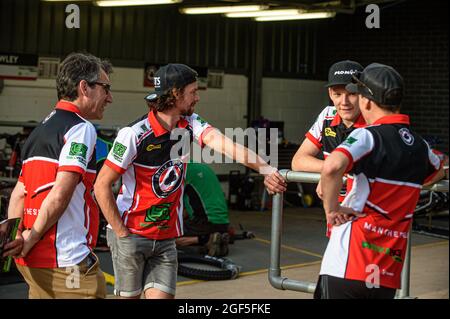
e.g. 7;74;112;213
16;101;99;268
105;110;213;240
319;114;441;289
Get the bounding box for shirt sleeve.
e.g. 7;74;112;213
185;113;214;147
104;127;138;175
334;128;375;173
58;121;97;176
305;107;332;149
423;143;443;184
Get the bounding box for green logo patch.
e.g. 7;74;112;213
196;116;207;126
69;142;87;158
145;203;171;223
112;142;127;162
67;142;88;165
362;241;403;263
343;136;358;147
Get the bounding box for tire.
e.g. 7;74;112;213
177;254;240;281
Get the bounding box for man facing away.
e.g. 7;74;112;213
316;63;444;299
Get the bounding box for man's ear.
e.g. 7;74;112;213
172;88;180;99
360;95;370;111
78;79;89;98
327;87;333;99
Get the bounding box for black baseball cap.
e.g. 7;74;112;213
145;63;198;102
345;63;404;106
326;60;363;88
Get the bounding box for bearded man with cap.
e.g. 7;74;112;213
314;63;444;299
94;63;286;299
292;60;365;237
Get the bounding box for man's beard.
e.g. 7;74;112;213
182;104;195;116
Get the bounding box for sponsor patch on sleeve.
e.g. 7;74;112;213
67;142;88;165
112;142;127;163
342;136;358;147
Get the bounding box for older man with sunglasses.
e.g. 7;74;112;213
4;52;113;299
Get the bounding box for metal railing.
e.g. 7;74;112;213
269;169;449;298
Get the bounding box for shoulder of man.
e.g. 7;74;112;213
316;105;338;123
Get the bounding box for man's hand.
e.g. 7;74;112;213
19;229;40;258
263;169;287;195
326;206;366;226
2;230;24;258
115;227;131;239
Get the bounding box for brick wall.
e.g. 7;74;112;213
316;0;449;153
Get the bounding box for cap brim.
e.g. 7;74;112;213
325;81;352;88
144;93;159;102
345;83;360;94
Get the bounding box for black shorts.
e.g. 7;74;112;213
313;275;397;299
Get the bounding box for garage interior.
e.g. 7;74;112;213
0;0;448;299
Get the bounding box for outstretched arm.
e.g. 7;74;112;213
202;129;287;194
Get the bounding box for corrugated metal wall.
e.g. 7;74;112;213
0;0;318;77
263;21;317;77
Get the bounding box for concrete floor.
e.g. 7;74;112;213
0;207;448;299
176;208;449;299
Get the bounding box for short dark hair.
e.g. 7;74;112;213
56;52;113;101
377;88;402;113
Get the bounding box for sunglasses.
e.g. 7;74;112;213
90;81;111;94
351;73;374;96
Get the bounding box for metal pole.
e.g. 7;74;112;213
268;192;316;293
269;193;283;284
397;224;413;299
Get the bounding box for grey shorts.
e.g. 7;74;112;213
106;229;178;297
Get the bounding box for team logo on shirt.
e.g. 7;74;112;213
342;136;358;147
196;116;208;127
399;128;414;146
152;159;184;198
324;127;337;137
146;144;162;152
67;142;88;165
362;241;403;263
112;142;127;162
140;203;172;230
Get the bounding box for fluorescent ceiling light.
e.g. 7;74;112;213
180;5;267;15
94;0;182;7
255;12;336;21
42;0;90;2
226;9;302;18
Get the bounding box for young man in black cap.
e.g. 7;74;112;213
291;60;364;236
94;63;286;299
315;63;444;299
